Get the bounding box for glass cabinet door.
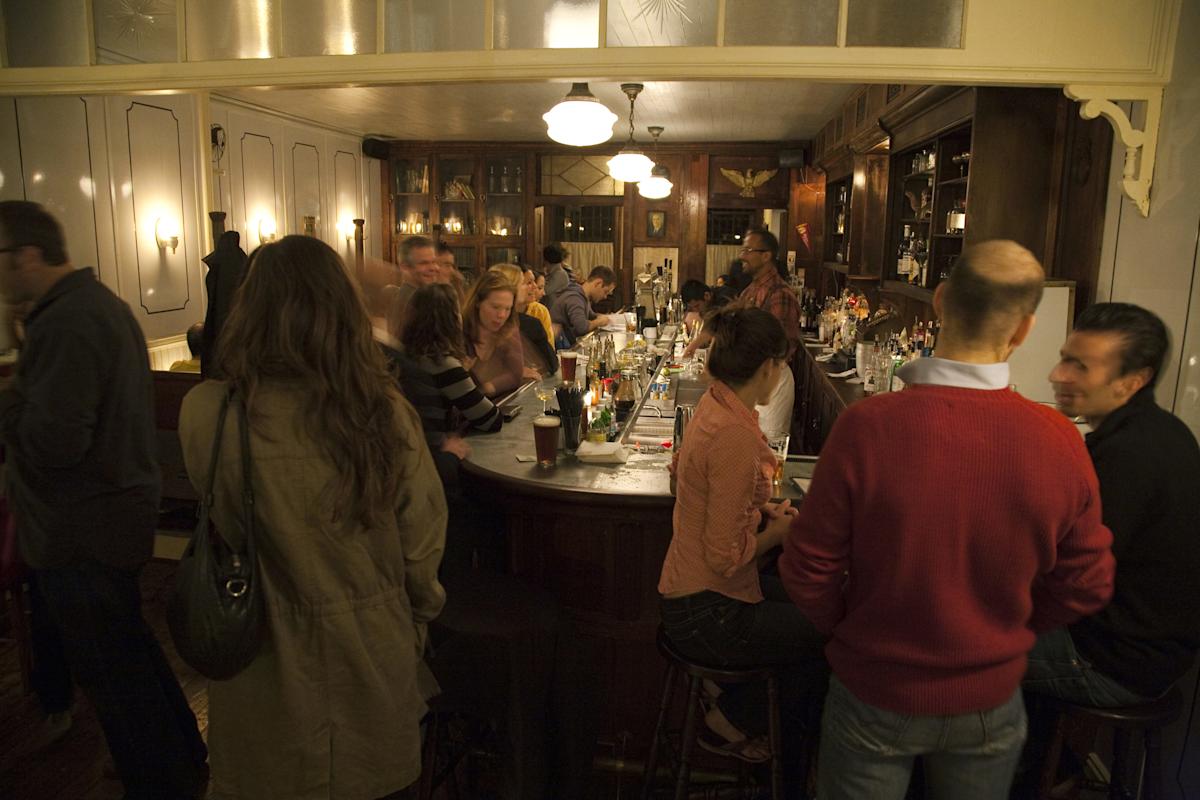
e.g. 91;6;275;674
437;156;477;235
487;246;522;267
392;156;430;237
485;155;524;238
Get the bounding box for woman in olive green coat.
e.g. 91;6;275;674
179;236;447;800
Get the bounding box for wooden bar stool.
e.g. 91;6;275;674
641;625;784;800
1037;685;1183;800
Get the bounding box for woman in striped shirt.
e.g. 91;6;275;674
400;283;502;460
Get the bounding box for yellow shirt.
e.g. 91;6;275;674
169;357;201;373
525;302;554;347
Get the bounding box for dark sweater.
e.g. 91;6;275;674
0;268;160;570
518;312;557;375
781;385;1114;715
1070;387;1200;697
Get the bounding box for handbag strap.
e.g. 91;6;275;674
232;393;257;561
202;391;233;507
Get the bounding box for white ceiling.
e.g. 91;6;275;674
219;80;858;142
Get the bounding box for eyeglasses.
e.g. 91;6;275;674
739;247;769;254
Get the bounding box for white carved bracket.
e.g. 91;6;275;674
1063;85;1164;217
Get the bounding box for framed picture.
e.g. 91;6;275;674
646;210;666;239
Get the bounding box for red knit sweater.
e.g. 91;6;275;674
779;385;1115;716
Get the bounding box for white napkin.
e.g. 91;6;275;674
829;368;857;378
574;441;630;464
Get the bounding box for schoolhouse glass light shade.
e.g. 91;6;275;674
542;83;618;147
607;148;655;183
638;164;673;199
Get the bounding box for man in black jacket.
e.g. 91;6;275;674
1025;302;1200;705
0;202;206;799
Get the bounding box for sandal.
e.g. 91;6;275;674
696;728;771;764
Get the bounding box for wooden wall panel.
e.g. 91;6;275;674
680;153;709;288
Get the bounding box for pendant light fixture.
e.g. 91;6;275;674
637;126;673;199
606;83;655;184
542;82;619;147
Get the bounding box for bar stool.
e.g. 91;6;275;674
1036;685;1183;800
641;625;784;800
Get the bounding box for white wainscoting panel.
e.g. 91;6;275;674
286;137;324;238
210;99;366;264
106;95;206;341
365;156;382;259
0;100;25;201
237;129;282;250
15;97;104;278
331;144;361;261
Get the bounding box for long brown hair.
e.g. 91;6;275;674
215;235;410;530
462;270;518;349
401;283;466;361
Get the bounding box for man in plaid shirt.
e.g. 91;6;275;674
734;229;799;434
686;228;799;434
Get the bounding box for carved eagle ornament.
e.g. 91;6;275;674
720;168;778;198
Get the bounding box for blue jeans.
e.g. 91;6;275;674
1023;627;1149;707
818;675;1027;800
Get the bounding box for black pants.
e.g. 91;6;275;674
35;559;207;800
660;575;829;737
28;571;74;715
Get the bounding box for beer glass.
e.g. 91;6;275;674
533;415;560;467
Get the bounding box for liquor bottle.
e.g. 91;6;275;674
896;227;910;277
836;207;845;235
488;165;498;194
499;166;510;194
513;163;523;193
913;320;924;351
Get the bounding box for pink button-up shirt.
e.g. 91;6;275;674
658;380;776;604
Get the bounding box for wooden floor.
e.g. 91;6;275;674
0;560;209;800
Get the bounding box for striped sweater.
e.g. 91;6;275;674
396;351;502;447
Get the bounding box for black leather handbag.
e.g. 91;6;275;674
167;390;265;681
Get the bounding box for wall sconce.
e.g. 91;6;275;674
155;217;180;254
256;217;277;245
337;218;354;243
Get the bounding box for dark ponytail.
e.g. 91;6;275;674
705;307;787;386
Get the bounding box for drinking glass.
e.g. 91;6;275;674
533;416;560;467
766;431;790;486
559;350;578;383
534;381;552;413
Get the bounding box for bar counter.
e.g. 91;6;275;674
460;329;811;753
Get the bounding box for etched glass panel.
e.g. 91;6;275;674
94;0;179;63
723;0;838;46
281;0;377;56
540;156;624;197
606;0;717;47
846;0;964;48
185;0;278;60
2;0;90;66
494;0;599;50
385;0;485;52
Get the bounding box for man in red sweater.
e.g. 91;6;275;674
779;240;1115;800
